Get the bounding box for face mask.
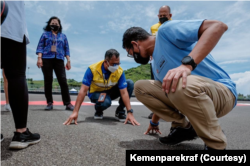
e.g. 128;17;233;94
159;17;168;24
133;45;150;65
107;61;119;73
50;25;59;31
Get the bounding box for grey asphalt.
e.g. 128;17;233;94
1;93;250;165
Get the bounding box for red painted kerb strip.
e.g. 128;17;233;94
1;101;94;106
1;1;6;16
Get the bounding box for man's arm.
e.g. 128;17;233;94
120;88;140;126
144;113;162;135
190;20;228;65
162;20;228;93
152;113;160;123
63;84;89;125
119;88;131;111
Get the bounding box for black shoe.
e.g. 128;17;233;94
148;113;154;119
65;103;74;111
45;102;53;110
115;106;126;122
204;144;225;150
1;134;4;142
115;113;126;122
158;124;198;146
94;111;103;120
9;128;40;149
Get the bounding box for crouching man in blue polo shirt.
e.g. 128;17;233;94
63;49;140;126
122;19;237;150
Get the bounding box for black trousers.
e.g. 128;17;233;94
1;36;28;129
41;58;71;105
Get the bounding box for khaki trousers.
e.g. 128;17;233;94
134;75;235;149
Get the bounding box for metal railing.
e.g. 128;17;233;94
1;83;80;93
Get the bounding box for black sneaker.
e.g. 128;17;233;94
9;128;40;149
204;144;225;150
1;134;4;142
115;113;126;122
148;113;154;119
65;103;74;111
45;102;53;110
94;111;103;120
158;124;198;146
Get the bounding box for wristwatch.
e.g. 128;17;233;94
127;109;133;114
181;56;197;71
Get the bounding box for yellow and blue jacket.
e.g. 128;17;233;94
82;60;127;97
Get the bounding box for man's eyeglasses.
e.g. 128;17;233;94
127;47;134;58
112;63;120;66
107;61;120;66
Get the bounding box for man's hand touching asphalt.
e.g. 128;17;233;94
63;111;78;125
162;64;192;94
144;123;162;135
124;113;140;126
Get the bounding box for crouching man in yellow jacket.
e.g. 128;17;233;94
63;49;140;126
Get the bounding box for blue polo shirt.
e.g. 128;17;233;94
152;20;237;107
82;62;127;98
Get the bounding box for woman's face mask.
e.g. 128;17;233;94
50;25;59;31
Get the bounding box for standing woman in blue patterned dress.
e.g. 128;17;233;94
36;16;74;111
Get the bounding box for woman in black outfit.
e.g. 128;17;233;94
36;16;74;111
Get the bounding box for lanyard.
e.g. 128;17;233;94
51;31;57;46
103;74;108;91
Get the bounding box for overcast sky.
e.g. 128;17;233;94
1;0;250;95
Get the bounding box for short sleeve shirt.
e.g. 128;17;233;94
152;20;237;106
1;1;29;44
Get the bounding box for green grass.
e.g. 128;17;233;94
124;64;151;83
26;79;82;90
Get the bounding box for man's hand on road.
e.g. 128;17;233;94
144;123;161;135
63;111;78;125
124;113;140;126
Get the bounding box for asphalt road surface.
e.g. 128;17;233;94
1;93;250;165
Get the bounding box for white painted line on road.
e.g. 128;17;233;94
237;103;250;105
85;101;144;106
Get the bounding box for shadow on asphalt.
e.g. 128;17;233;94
74;116;119;126
1;138;13;161
118;139;203;150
